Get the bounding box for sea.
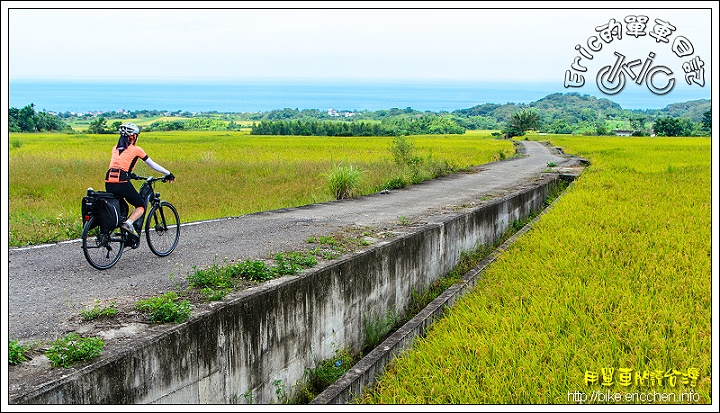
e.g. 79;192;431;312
8;78;712;114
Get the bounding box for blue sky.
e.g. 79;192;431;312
3;3;716;85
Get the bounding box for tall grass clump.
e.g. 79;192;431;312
328;164;363;200
360;136;711;404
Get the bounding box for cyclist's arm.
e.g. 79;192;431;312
145;157;171;176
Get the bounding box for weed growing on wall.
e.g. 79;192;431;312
8;339;29;365
79;300;118;321
44;333;104;368
135;292;192;324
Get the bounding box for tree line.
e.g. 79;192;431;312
250;114;466;136
9;92;711;137
8;104;69;132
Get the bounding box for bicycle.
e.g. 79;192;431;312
81;174;180;270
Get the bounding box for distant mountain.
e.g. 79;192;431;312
531;92;623;112
453;92;710;128
651;99;712;122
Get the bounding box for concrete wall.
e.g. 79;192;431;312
10;175;560;405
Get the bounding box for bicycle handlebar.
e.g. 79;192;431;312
129;173;171;183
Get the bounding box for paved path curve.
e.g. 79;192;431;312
7;140;571;343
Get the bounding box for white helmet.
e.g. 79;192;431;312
119;122;140;136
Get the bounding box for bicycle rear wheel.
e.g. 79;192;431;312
82;217;125;270
145;201;180;257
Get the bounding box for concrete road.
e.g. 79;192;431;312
6;140;572;343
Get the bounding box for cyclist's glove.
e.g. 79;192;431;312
164;173;175;182
129;173;139;180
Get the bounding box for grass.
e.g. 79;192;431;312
44;333;104;368
358;136;711;404
187;251;319;302
7;130;512;246
328;164;363;200
363;308;402;351
8;339;30;365
134;292;192;324
290;348;358;404
79;300;118;321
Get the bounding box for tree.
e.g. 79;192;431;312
17;104;37;132
653;116;694;137
503;109;541;138
630;115;647;131
110;120;123;133
88;117;109;134
701;109;711;131
512;109;540;134
549;119;572;134
389;135;418;165
8;104;68;132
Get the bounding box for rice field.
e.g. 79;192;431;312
7;130;512;246
358;135;712;405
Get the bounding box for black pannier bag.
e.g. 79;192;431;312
140;183;153;207
82;189;123;234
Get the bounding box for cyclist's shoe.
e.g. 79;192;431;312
121;220;139;238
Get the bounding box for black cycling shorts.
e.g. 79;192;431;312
105;181;144;208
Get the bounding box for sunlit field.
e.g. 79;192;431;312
8;130;512;246
359;136;711;404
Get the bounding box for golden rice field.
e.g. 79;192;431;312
7;131;712;404
359;135;712;404
7;130;512;246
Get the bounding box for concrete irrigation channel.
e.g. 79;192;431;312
7;140;587;404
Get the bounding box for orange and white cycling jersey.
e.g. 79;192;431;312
105;145;148;183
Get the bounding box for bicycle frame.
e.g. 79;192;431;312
135;178;162;237
82;175;179;270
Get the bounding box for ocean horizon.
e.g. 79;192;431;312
9;78;711;114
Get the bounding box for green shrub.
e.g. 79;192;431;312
232;259;275;282
274;251;317;275
380;175;408;190
292;348;357;403
389;135;421;165
187;251;320;302
44;333;104;368
135;292;192;324
9;339;29;365
80;301;118;321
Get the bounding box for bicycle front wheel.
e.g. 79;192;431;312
82;217;125;270
145;201;180;257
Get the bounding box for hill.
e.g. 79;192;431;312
452;93;710;135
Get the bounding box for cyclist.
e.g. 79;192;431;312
105;122;175;238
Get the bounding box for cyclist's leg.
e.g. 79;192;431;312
107;181;143;235
127;206;145;222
